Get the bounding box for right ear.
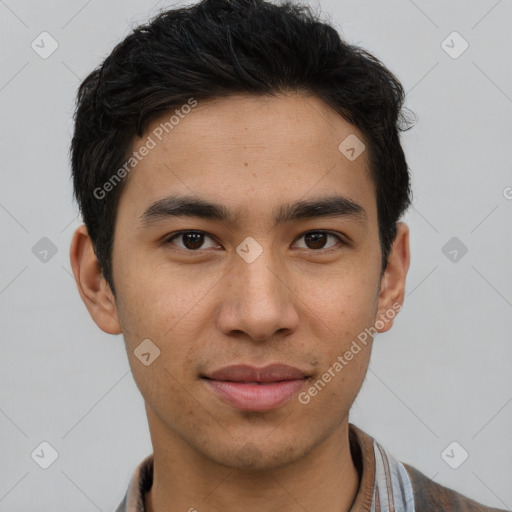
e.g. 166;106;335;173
69;224;122;335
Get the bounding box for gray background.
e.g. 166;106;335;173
0;0;511;510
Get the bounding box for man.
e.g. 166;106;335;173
68;0;506;510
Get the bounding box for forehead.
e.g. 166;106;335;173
117;93;376;227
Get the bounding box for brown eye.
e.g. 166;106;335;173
166;231;218;251
294;231;343;250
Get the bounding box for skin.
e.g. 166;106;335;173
70;92;410;512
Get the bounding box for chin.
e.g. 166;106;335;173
202;435;311;472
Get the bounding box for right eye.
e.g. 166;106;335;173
164;231;221;252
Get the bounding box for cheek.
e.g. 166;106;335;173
300;323;373;418
115;263;222;396
116;256;208;338
300;264;380;335
115;281;209;422
298;267;379;399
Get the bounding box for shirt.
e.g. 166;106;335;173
116;423;506;512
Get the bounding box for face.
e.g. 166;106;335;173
72;92;409;471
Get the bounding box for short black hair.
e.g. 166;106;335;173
71;0;414;296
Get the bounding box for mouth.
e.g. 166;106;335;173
201;364;311;412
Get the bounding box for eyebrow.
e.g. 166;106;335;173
138;194;367;228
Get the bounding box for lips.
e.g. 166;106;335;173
204;363;308;383
202;364;310;412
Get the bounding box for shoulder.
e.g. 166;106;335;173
402;462;507;512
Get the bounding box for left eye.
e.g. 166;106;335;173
294;231;343;250
164;230;343;251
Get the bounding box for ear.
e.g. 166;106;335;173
69;224;122;335
376;222;410;333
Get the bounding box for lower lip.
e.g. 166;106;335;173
203;378;308;412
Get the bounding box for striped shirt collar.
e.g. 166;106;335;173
116;423;416;512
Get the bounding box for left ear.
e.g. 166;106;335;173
376;222;410;333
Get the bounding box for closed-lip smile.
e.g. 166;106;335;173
201;364;310;412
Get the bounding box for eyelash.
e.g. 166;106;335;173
163;230;346;253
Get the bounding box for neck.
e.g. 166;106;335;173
144;411;360;512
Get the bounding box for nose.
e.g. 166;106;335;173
215;247;300;343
